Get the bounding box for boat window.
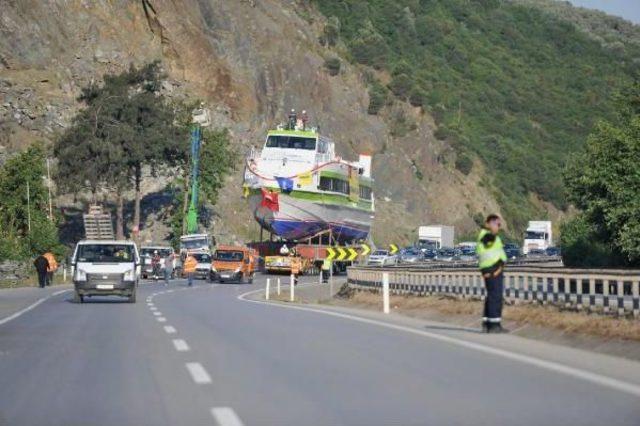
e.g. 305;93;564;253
318;139;328;154
359;186;372;201
319;176;350;195
266;135;316;150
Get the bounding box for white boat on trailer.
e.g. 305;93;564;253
243;113;374;244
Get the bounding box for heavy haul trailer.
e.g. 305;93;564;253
249;240;357;275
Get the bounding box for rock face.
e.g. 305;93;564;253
0;261;31;284
0;0;503;245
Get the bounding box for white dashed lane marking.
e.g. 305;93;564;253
185;362;212;384
164;325;177;334
156;317;167;322
210;407;244;426
172;339;190;352
153;312;161;316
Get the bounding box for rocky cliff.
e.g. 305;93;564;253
0;0;507;245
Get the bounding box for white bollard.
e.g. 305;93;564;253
290;273;295;302
265;278;270;300
277;278;281;295
383;272;390;314
63;267;67;283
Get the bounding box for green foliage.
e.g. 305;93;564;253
324;56;341;76
564;80;640;265
0;144;63;260
321;16;341;47
560;216;625;267
314;0;639;233
454;152;473;175
367;80;388;115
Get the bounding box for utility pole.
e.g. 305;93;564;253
26;180;31;232
46;158;53;221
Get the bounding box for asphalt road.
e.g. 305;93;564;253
0;275;639;426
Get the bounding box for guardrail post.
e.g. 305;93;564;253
63;267;67;283
277;278;281;295
290;274;295;302
617;279;625;316
633;279;639;318
383;272;390;314
603;278;610;314
265;278;270;300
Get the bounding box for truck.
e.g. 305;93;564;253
523;221;553;255
418;225;455;250
179;233;214;255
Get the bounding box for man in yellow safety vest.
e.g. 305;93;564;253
476;214;508;333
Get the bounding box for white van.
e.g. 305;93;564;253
71;240;141;303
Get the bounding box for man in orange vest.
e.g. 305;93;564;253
183;254;197;287
43;251;58;286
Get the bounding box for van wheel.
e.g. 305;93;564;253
73;291;83;304
128;291;136;303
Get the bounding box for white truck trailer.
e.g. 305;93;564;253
523;221;552;254
418;225;455;249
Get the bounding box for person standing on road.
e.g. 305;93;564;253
476;214;508;334
33;254;49;289
43;251;58;286
183;254;197;287
163;251;174;285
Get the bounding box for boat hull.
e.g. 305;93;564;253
249;192;371;243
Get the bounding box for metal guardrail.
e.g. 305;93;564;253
347;266;640;317
376;256;563;270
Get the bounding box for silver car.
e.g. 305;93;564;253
367;250;398;266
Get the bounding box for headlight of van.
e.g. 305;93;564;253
211;265;217;272
75;269;87;281
234;266;242;274
123;269;135;281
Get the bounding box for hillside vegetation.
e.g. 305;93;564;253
314;0;640;231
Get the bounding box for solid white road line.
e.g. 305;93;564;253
52;289;71;297
0;298;46;326
172;339;190;352
164;325;177;334
156;317;167;322
186;362;212;384
238;287;640;399
210;407;244;426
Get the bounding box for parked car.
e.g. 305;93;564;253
545;246;562;257
458;248;477;262
436;248;458;262
503;243;521;260
422;248;437;261
526;249;546;258
367;250;398;266
400;248;424;264
140;246;174;279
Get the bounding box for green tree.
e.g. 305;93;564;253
55;62;185;239
564;80;640;265
0;144;62;260
367;80;389;115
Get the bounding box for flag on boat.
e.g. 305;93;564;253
275;177;294;193
260;188;279;211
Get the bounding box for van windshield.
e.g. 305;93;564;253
214;251;244;262
525;231;546;240
77;244;135;263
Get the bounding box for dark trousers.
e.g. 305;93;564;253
322;269;329;283
37;270;47;288
483;272;504;322
46;272;54;286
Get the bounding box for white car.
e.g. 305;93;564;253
71;240;140;303
367;250;398;267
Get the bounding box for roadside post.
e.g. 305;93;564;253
277;277;281;295
63;266;67;283
265;278;270;300
290;273;295;302
383;272;390;314
329;263;333;298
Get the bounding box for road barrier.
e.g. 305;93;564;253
348;266;640;317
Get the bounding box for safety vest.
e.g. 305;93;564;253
476;229;507;270
322;258;331;271
43;252;58;272
183;256;197;273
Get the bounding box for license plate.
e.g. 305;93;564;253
96;284;114;290
221;274;231;278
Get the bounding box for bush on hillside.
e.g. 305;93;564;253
367;80;388;115
324;57;341;76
